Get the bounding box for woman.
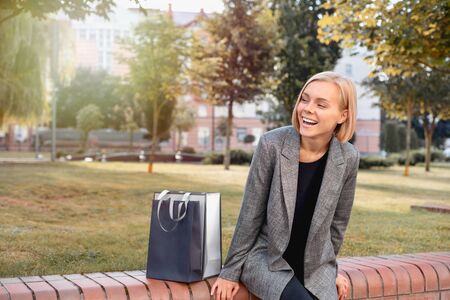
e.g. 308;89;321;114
211;71;360;300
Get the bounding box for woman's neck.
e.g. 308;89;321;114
299;134;332;162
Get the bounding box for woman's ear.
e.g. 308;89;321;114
338;109;348;125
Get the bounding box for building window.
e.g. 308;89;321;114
79;29;87;40
89;30;96;41
236;127;247;142
198;127;210;148
198;105;207;117
345;64;352;77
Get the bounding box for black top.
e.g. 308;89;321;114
282;151;328;285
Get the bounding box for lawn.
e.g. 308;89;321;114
0;161;449;277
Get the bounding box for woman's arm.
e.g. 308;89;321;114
331;150;360;275
218;134;274;282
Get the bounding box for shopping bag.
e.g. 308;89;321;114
146;190;222;283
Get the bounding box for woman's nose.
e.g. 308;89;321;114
305;102;314;113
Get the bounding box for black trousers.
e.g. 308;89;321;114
280;275;318;300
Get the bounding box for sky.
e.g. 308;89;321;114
116;0;224;13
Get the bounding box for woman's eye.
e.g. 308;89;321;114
318;104;326;108
301;97;308;102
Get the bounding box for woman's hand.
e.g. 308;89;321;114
210;277;240;300
336;274;349;300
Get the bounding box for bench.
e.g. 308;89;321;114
0;252;448;299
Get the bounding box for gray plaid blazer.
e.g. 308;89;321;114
218;126;360;300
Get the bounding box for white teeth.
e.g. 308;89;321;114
302;117;318;125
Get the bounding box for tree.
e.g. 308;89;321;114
115;85;144;151
364;75;420;176
122;14;186;173
317;0;449;77
256;94;289;130
384;121;399;153
271;0;341;118
76;104;104;152
172;101;196;151
55;68;122;128
415;71;450;171
0;12;47;127
192;0;277;170
0;0;145;25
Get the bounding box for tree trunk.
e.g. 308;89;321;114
127;128;132;152
35;124;40;159
211;104;215;152
224;100;233;170
149;100;158;174
177;128;182;151
424;116;436;172
81;131;88;154
403;98;412;177
0;110;4;128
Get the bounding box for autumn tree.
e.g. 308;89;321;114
318;0;449;77
122;14;186;173
192;0;277;170
320;0;449;174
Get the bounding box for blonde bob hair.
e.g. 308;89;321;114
291;71;357;143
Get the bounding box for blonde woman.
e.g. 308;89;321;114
211;71;359;299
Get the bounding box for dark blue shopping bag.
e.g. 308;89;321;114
146;191;204;282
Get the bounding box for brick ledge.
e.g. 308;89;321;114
0;252;449;299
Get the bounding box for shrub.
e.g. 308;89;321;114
397;149;445;165
181;146;195;154
230;149;253;165
359;156;395;169
202;153;224;164
203;149;253;165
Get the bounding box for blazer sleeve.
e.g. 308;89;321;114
218;134;274;282
331;150;360;276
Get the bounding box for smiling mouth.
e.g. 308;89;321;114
302;117;318;126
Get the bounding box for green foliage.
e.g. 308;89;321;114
76;104;104;151
398;149;446;165
0;12;47;126
384;120;419;153
318;0;449;77
55;68;122;129
384;121;399;153
271;0;341;118
0;0;132;24
358;156;395;169
203;149;253;165
122;14;186;144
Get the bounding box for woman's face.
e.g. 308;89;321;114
296;80;348;140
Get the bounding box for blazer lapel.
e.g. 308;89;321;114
280;128;300;234
306;135;345;245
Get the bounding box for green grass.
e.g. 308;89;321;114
0;161;449;277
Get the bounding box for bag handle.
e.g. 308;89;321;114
156;190;191;232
